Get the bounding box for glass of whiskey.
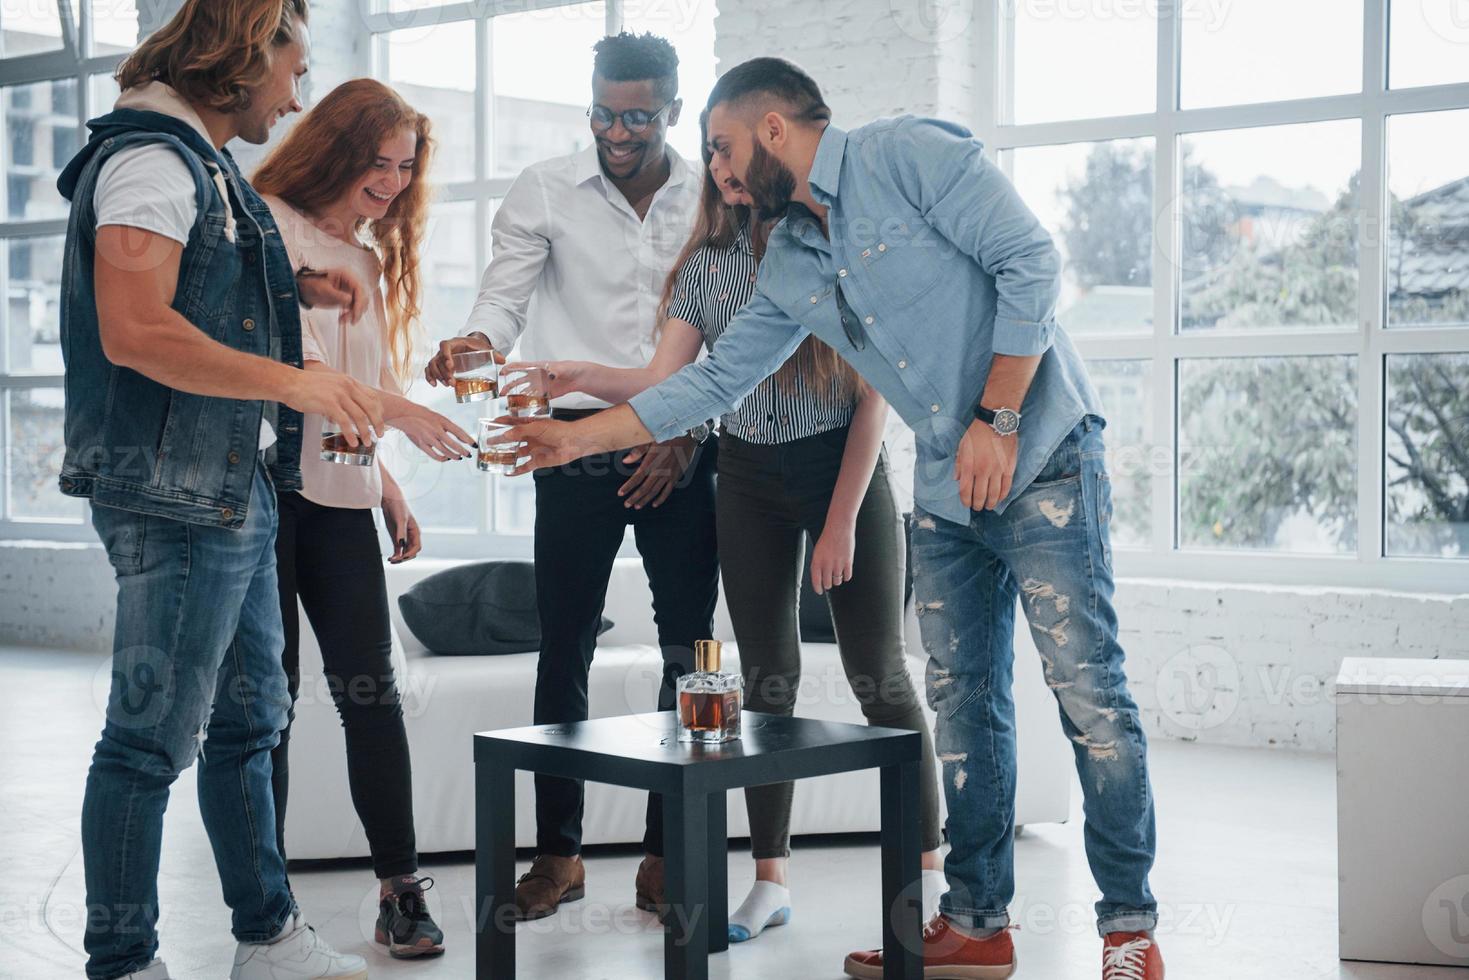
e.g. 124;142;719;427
453;349;499;403
677;640;742;744
477;406;523;476
499;364;552;418
320;418;375;466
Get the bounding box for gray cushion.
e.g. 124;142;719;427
398;560;612;656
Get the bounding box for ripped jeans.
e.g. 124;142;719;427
912;416;1158;938
82;464;295;979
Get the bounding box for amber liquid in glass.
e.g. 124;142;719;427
321;432;375;464
455;376;496;401
477;447;519;469
506;393;550;417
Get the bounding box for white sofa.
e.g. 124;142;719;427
283;557;1073;860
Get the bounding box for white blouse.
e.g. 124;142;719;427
265;194;401;510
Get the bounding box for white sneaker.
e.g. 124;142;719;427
229;913;368;979
119;960;172;979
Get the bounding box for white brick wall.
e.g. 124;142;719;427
715;0;981;122
6;539;1465;753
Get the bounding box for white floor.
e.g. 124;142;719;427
2;646;1461;980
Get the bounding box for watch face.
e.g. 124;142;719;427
994;409;1021;436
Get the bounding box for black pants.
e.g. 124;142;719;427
717;428;943;858
272;490;418;880
531;434;720;858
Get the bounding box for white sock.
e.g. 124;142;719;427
922;869;948;921
728;880;792;942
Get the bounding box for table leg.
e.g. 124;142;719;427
476;760;516;979
663;789;710;980
707;790;728;954
880;760;923;980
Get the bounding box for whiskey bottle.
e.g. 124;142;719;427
676;640;742;744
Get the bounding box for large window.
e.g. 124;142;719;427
365;0;715;552
0;2;132;539
993;1;1469;589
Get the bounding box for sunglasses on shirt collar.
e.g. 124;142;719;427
588;100;675;134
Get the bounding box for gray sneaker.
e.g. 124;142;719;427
119;960;171;980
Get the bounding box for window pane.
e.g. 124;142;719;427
1010;0;1154;123
1389;0;1469;90
4;79;79;220
1387;108;1469;328
90;0;138;56
1385;354;1469;558
1011;139;1153;336
1178;356;1357;554
622;0;715;163
385;21;476;184
7;387;82;521
385;201;484;532
1088;359;1153;548
1179;121;1360;332
4;236;65;375
494;473;535;534
1182;0;1362;108
490;3;604;178
90;72;120;117
0;3;73;57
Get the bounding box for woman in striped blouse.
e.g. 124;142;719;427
512;112;944;943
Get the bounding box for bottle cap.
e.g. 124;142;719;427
694;639;722;673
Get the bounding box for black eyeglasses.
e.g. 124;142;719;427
587;100;674;134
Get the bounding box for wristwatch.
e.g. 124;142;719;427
687;420;715;444
295;266;325;309
975;403;1021;437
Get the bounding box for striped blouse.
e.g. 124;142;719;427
666;221;856;444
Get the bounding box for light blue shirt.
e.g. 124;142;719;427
629;116;1104;525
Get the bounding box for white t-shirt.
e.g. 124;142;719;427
264;194;400;511
94;144;278;453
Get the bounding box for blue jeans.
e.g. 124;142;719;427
912;417;1158;937
82;464;295;979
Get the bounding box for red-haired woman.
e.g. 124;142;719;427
253;78;470;960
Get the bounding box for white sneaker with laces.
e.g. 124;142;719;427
229;913;368;980
119;960;171;979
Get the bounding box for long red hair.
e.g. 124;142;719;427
253;78;433;385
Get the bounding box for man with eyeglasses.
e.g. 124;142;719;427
423;31;712;922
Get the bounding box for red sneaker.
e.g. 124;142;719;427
843;915;1017;979
1102;931;1164;980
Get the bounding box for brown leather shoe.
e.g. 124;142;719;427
634;855;666;917
513;854;585;921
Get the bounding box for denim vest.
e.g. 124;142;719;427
56;109;303;529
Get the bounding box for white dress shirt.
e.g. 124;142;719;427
461;144;700;409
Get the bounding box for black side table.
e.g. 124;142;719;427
474;711;923;980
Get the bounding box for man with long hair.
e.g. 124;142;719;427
57;2;385;977
424;32;713;920
502;58;1165;980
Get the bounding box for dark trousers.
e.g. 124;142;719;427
716;428;943;858
272;490;418;880
531;435;720;858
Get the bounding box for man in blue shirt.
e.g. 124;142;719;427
503;58;1162;980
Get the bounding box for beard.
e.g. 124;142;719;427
745;140;797;221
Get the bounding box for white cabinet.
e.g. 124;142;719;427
1335;657;1469;968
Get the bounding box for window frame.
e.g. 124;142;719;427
983;0;1469;592
0;0;127;541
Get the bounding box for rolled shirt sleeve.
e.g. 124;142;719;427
887;117;1061;357
629;287;806;442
